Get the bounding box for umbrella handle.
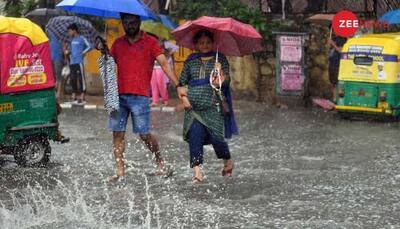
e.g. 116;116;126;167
210;50;222;93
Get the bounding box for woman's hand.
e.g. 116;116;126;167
181;96;192;109
215;61;221;72
177;86;188;98
211;62;225;86
211;74;224;87
176;86;192;108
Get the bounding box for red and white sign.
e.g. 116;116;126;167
332;10;359;37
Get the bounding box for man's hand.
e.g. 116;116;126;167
327;38;334;46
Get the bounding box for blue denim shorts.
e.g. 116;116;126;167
108;94;150;134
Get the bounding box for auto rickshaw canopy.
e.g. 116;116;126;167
0;16;49;45
0;16;54;94
339;32;400;84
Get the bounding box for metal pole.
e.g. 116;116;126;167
165;0;171;10
282;0;286;19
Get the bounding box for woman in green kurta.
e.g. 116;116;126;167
179;30;234;183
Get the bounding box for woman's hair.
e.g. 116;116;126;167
193;29;214;44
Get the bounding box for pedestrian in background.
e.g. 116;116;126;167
328;35;347;102
150;45;175;106
64;23;91;104
48;31;64;101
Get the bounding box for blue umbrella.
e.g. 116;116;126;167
56;0;158;20
159;14;178;29
379;9;400;24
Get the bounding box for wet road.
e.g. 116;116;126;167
1;101;400;228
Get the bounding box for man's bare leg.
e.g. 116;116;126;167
108;131;125;182
139;133;165;172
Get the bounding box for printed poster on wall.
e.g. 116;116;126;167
281;63;303;91
280;36;302;62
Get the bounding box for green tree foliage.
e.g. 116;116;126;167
4;0;23;17
4;0;38;17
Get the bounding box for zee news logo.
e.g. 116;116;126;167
333;10;389;37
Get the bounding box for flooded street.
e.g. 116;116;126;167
1;101;400;228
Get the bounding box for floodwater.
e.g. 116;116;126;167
1;101;400;228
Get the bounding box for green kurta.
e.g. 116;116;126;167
179;54;230;142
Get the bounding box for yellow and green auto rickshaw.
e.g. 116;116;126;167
0;17;59;166
335;32;400;119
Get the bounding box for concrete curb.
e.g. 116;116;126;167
60;103;176;112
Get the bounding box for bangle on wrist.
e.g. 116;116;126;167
175;83;183;88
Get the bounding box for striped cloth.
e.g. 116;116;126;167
179;54;230;141
98;54;119;115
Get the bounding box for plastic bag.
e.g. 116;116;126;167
61;65;70;77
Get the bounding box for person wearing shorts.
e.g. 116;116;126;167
107;12;187;182
65;23;91;104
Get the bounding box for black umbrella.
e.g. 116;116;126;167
25;8;67;28
45;16;99;46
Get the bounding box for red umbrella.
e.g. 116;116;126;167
312;97;336;110
172;16;264;56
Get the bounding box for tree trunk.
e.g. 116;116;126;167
38;0;55;8
158;0;168;14
38;0;46;8
47;0;56;8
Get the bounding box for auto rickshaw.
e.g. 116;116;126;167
335;32;400;119
0;17;59;166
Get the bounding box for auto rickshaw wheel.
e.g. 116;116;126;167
14;136;51;167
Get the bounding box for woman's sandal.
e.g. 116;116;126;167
222;161;234;177
221;168;233;177
192;176;203;184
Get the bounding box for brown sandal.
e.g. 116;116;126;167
192;176;203;183
222;160;234;177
